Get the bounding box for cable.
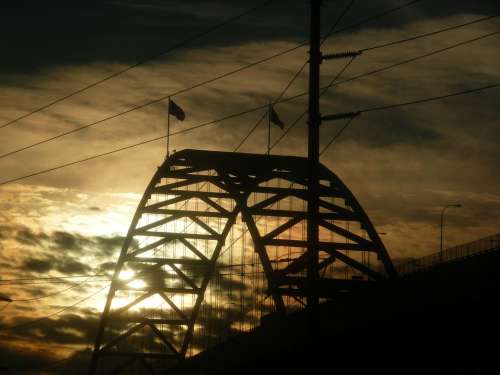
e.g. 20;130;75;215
218;57;358;260
332;0;425;37
0;104;271;186
233;0;355;152
320;83;500;156
361;83;500;113
271;56;357;150
0;302;10;313
3;19;494;187
0;0;426;161
320;117;356;156
326;29;500;91
5;271;110;301
238;12;499;155
8;277;92;302
0;285;108;331
2;279;110;286
0;0;275;131
0;44;306;161
361;14;499;52
0;274;109;283
233;0;356;152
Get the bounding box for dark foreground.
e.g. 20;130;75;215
169;247;500;375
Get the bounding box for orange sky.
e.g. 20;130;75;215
0;1;499;373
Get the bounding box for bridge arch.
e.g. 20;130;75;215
89;149;395;374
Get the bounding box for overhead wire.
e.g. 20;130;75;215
361;83;500;113
233;0;356;152
0;0;276;131
271;56;358;149
0;274;109;283
319;82;500;155
326;29;500;91
218;1;360;260
361;14;499;52
1;27;498;186
0;0;431;161
0;285;108;331
0;302;10;313
1;279;111;286
6;274;96;302
1;271;112;309
320;117;356;156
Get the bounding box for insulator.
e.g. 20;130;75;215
322;111;361;122
323;50;362;60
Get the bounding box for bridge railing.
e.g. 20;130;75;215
396;233;500;276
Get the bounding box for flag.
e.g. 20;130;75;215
168;99;186;121
269;106;284;129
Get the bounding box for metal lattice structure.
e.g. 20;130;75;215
89;149;396;374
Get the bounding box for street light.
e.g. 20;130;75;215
440;203;462;262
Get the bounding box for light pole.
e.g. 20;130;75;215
440;203;462;262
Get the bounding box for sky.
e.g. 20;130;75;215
0;0;499;373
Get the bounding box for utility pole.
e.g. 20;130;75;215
306;0;322;312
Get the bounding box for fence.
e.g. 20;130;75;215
396;232;500;276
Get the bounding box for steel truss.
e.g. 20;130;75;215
89;149;396;374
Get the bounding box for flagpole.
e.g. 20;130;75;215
267;104;271;155
167;97;171;159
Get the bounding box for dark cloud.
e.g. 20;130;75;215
53;231;86;251
56;259;93;275
98;261;116;272
3;0;495;74
15;227;49;246
21;255;91;275
0;0;306;73
7;228;125;275
22;257;53;273
95;236;125;256
5;312;99;346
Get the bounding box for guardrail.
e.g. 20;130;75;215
396;233;500;276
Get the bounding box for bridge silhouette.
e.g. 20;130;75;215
88;149;500;374
88;149;397;374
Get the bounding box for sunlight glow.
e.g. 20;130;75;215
128;279;147;289
119;270;135;280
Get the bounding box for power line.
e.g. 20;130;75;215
2;24;496;187
1;279;111;286
0;104;271;186
0;0;427;161
320;83;500;155
326;29;500;91
0;0;275;131
271;56;358;150
361;83;500;113
0;44;306;161
0;302;10;313
361;14;499;52
0;274;109;283
0;285;108;332
233;0;356;152
7;275;95;302
219;56;358;260
320;117;356;156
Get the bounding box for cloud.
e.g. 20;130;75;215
22;257;53;273
0;4;499;368
15;227;49;246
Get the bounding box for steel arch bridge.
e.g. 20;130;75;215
89;149;396;374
